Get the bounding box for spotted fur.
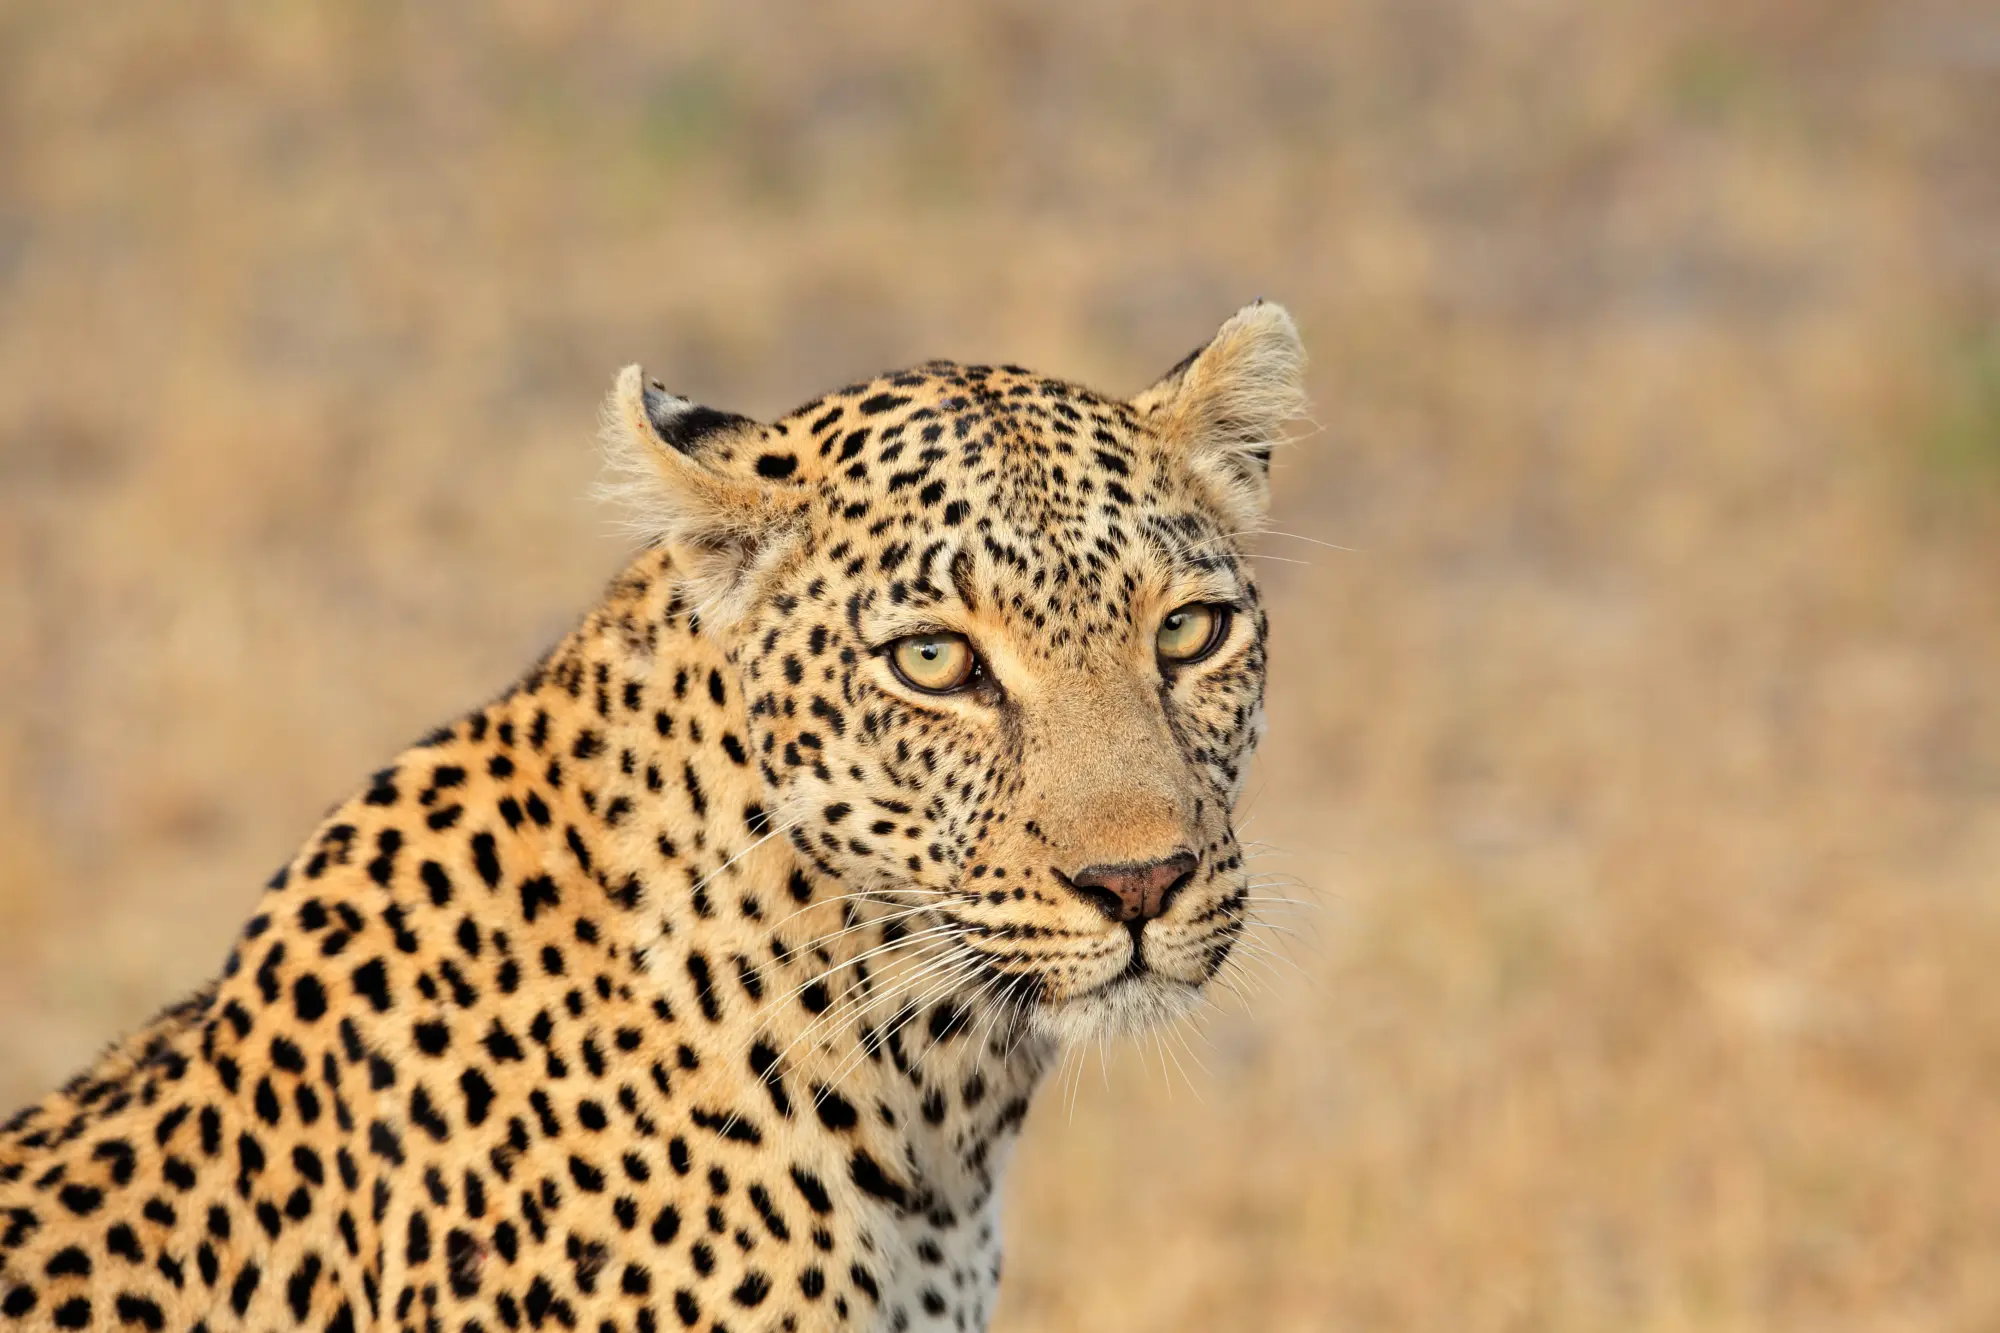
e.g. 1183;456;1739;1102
0;302;1305;1332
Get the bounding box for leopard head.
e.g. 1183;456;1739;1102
600;302;1305;1043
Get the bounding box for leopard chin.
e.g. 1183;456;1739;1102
1027;972;1208;1046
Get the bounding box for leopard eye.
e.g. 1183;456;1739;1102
1156;603;1229;664
888;633;978;693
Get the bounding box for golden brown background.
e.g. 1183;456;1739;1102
4;3;1998;1328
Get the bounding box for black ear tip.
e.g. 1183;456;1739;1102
654;402;758;455
641;382;692;440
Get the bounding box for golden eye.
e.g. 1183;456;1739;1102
1156;603;1228;664
888;633;978;693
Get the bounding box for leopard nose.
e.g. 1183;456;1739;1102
1064;852;1197;924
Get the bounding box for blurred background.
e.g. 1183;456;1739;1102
2;2;1998;1328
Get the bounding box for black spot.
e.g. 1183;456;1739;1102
409;1086;449;1141
105;1222;142;1264
406;1211;431;1264
229;1262;261;1316
412;1021;449;1056
689;1106;762;1145
569;1156;605;1192
789;1167;832;1215
366;828;402;886
292;975;327;1023
747;1042;792;1118
747;1183;790;1243
56;1185;102;1217
471;832;501;888
754;453;798;479
686;953;721;1022
47;1247;91;1278
731;1271;771;1307
446;1229;483;1297
858;392;911;415
848;1151;909;1210
812;1087;857;1132
368;1120;404;1166
459;1069;495;1126
482;1022;524;1063
518;874;560;923
420;860;454;905
928;1001;969;1043
524;1275;556;1327
351;959;391;1011
94;1140;138;1187
285;1254;321;1321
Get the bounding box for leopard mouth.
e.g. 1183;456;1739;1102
935;909;1235;1045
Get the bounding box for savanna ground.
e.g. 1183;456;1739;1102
3;3;1998;1329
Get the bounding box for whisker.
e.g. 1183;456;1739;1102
689;812;811;897
773;931;967;1066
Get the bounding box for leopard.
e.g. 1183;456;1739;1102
0;300;1306;1333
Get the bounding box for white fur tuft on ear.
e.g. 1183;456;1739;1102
594;364;801;628
1132;301;1308;531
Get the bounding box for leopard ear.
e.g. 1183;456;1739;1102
596;365;804;628
1131;300;1307;531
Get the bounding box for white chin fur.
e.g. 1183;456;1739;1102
1028;976;1204;1046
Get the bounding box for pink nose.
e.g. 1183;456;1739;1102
1065;852;1197;924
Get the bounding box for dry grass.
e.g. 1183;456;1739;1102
2;3;1997;1328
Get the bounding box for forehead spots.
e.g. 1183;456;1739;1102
775;362;1241;652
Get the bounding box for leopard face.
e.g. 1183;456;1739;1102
601;302;1304;1045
